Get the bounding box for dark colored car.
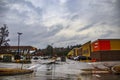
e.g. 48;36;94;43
75;56;91;61
33;57;39;60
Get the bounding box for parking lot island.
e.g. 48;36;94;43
0;68;34;76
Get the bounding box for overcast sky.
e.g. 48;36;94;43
0;0;120;49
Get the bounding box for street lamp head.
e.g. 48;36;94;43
17;32;22;35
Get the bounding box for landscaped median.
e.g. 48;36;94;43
81;64;120;74
81;68;109;74
111;64;120;74
0;68;34;76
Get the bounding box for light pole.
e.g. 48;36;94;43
17;32;24;69
17;32;22;57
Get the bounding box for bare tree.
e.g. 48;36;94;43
0;24;10;52
0;24;9;46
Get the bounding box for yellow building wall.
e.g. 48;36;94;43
110;39;120;50
67;50;74;56
77;47;82;56
67;48;81;57
74;48;80;56
82;41;91;57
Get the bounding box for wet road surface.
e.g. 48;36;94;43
0;59;120;80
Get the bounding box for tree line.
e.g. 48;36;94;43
34;44;81;56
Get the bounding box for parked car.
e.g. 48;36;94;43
33;57;39;60
74;56;91;61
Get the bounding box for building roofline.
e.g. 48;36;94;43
92;38;120;43
82;41;91;45
0;46;37;50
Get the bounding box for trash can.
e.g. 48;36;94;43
61;56;66;62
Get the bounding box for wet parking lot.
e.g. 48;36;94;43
0;59;120;80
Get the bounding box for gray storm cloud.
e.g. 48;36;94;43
0;0;120;48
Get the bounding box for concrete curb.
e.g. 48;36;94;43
0;68;34;76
